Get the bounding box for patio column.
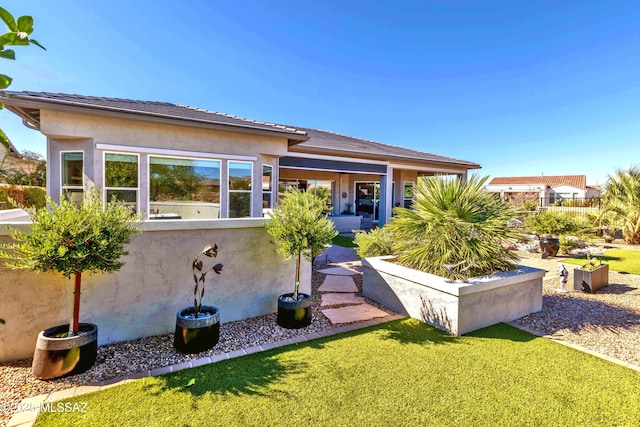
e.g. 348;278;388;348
378;165;393;226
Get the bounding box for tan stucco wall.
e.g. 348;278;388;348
40;110;284;216
40;110;290;157
0;219;311;362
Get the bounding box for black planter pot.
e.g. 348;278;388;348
539;238;560;257
32;323;98;380
277;293;312;329
174;305;220;354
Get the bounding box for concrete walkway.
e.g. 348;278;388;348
318;245;390;325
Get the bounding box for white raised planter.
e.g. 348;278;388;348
362;256;545;336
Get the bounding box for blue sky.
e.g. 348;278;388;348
2;0;639;185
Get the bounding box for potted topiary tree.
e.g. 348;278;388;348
173;244;223;354
524;211;579;257
265;188;337;329
0;189;141;379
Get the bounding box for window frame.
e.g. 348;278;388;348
227;160;254;218
60;150;85;201
262;164;273;210
403;181;415;208
147;154;222;220
103;151;140;211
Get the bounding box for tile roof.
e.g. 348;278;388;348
0;90;479;168
0;91;307;137
489;175;587;190
289;127;480;167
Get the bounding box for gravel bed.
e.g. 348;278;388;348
513;261;640;368
3;251;639;424
0;258;389;425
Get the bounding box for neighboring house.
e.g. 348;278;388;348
0;91;480;227
485;175;601;206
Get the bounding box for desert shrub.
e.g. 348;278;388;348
521;200;538;212
354;227;394;258
559;236;580;254
386;175;519;279
524;211;580;237
0;185;46;210
23;187;46;210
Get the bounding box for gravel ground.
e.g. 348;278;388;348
0;258;384;425
3;250;640;425
513;252;640;368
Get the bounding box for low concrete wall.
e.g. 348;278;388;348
362;256;544;336
0;219;310;362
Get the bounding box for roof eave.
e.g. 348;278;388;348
290;144;480;169
0;94;309;143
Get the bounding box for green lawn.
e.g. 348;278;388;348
331;234;357;248
36;320;640;426
562;249;640;275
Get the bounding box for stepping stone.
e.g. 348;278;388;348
318;275;358;293
318;266;359;276
322;304;389;325
321;293;365;307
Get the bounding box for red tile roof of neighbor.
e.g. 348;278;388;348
489;175;587;190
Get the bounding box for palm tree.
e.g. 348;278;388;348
598;166;640;244
386;174;520;279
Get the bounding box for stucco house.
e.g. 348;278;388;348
0;91;480;228
0;90;483;362
485;175;600;206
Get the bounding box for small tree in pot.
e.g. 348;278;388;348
266;188;337;329
0;189;141;379
524;211;579;257
174;244;223;354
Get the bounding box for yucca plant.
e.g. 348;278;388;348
598;166;640;244
386;174;520;279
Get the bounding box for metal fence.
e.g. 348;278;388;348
505;196;601;219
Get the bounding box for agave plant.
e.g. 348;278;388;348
598;166;640;244
386;174;520;279
191;244;223;317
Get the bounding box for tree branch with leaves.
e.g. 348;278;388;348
0;6;46;146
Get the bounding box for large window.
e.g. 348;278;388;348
228;161;252;218
61;151;84;202
105;153;138;209
149;156;220;220
262;165;273;209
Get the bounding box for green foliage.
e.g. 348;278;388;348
23;186;46;209
0;6;45;145
559;236;580;255
598;166;640;244
0;188;142;277
524;211;580;237
266;188;338;263
0;185;46;210
354;227;394;258
266;188;337;295
385;175;519;278
521;200;538;212
35;320;640;427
